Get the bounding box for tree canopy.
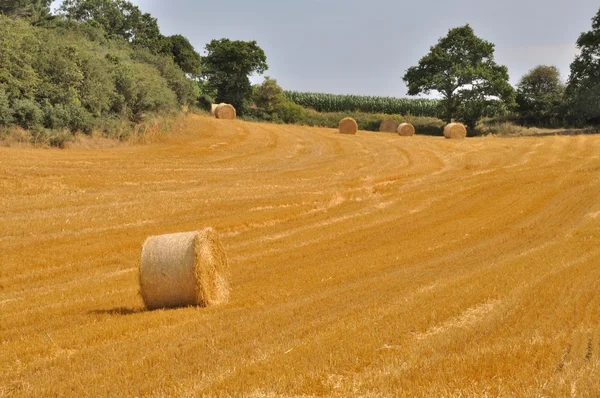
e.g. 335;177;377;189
403;25;515;131
0;0;53;25
517;65;564;126
59;0;162;52
202;38;268;113
567;7;600;123
162;35;202;77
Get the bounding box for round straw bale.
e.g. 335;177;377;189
210;104;219;117
139;228;230;310
380;119;399;133
397;123;416;136
339;117;358;135
443;123;467;139
215;103;236;120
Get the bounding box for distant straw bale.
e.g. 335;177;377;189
339;117;358;135
139;228;230;310
215;104;236;120
397;123;416;137
380;119;399;133
443;123;467;139
210;104;219;117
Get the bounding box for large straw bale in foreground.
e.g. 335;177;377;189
215;103;236;120
339;117;358;135
139;228;230;310
380;119;399;133
443;123;467;139
397;123;416;137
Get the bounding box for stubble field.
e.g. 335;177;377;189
1;115;599;396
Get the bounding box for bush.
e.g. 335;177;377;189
197;94;213;112
42;102;71;130
0;14;194;137
276;101;305;124
0;88;13;125
12;99;44;129
253;77;285;114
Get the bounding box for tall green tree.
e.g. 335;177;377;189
567;7;600;123
516;65;565;126
162;35;202;76
253;77;285;114
403;25;515;132
60;0;163;52
202;39;268;113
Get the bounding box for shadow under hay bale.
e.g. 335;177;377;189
215;104;236;120
397;123;416;137
380;119;399;133
443;123;467;139
339;117;358;135
139;228;230;310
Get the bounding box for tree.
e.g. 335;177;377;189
516;66;565;126
403;25;515;132
0;0;53;25
202;39;268;113
60;0;163;53
253;77;284;114
567;7;600;123
162;35;202;76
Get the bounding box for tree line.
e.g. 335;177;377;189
403;10;600;131
0;0;267;137
1;1;600;137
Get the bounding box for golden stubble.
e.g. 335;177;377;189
1;116;599;396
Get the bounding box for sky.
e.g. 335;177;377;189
52;0;599;98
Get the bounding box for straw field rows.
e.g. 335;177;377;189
1;115;600;396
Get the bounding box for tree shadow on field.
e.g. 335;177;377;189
89;307;144;316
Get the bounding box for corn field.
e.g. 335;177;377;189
284;91;442;117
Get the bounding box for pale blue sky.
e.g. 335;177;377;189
52;0;599;97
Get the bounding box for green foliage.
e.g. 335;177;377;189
0;14;192;136
284;91;441;117
0;0;53;25
12;99;43;129
59;0;163;52
202;38;268;114
567;7;600;123
517;65;565;126
0;87;14;125
244;104;444;136
162;35;202;76
110;59;178;120
403;25;515;131
275;101;305;124
131;48;197;106
253;77;285;114
196;95;213;112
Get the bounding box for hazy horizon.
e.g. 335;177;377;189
52;0;599;98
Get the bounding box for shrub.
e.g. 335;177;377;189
253;77;285;114
197;94;213;112
0;88;13;125
276;101;305;124
12;99;44;129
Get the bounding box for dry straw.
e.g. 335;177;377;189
139;228;230;310
397;123;416;137
339;117;358;135
215;103;237;120
443;123;467;139
210;104;219;117
380;119;399;133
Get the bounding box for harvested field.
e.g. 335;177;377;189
1;114;600;396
